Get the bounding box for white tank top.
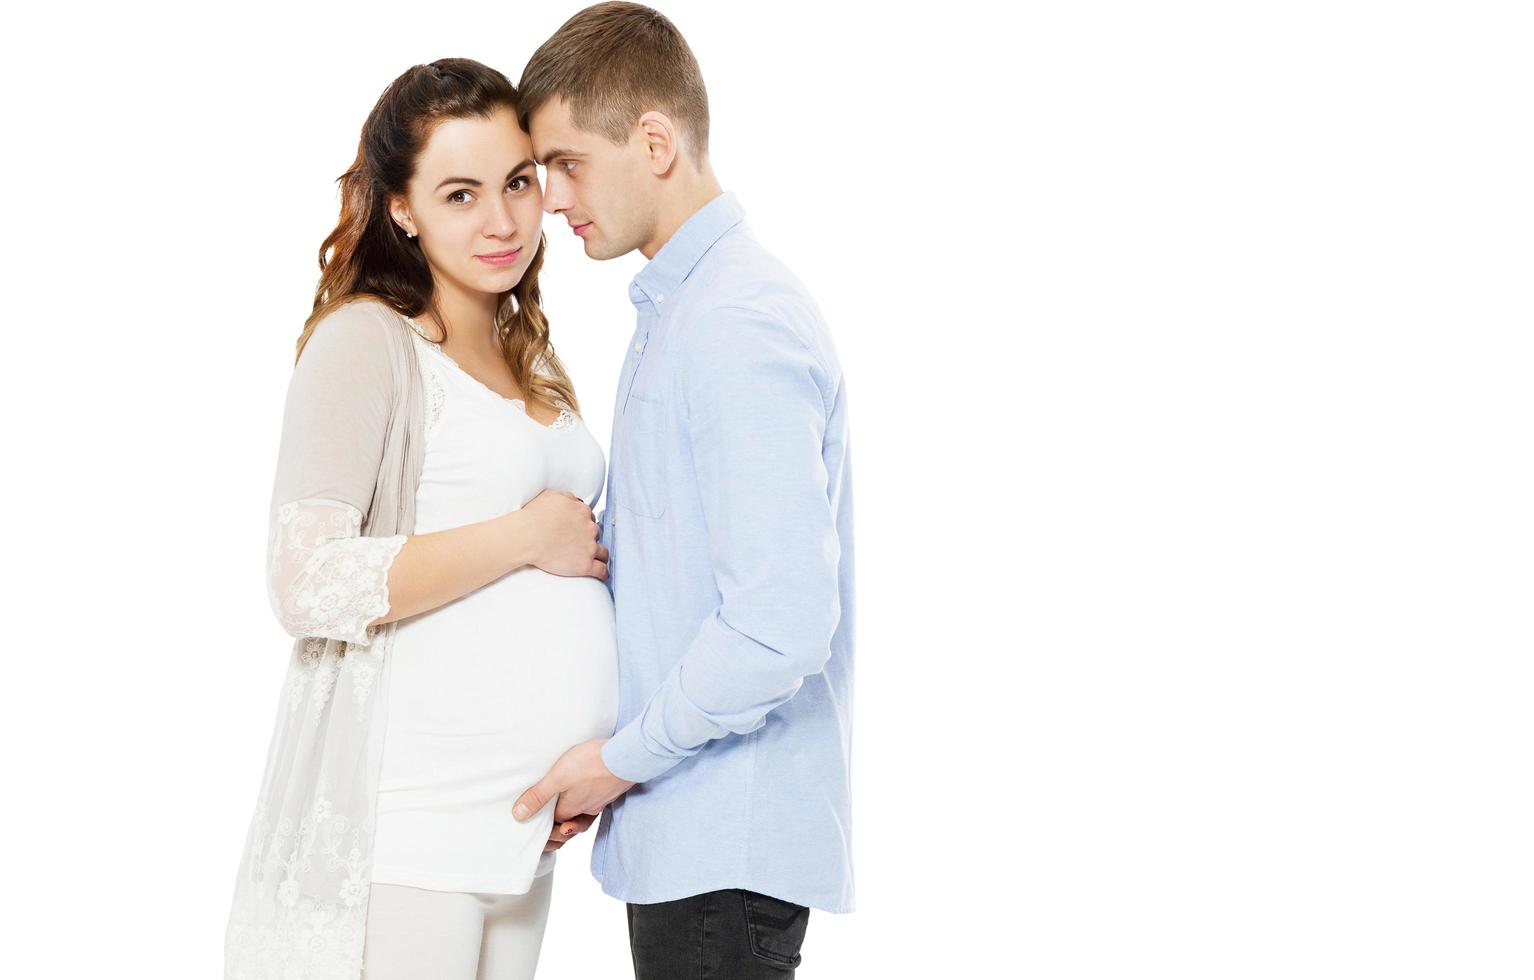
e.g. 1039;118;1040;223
370;327;620;894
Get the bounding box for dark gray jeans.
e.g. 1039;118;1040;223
626;889;811;979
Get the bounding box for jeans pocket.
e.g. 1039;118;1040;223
741;891;809;969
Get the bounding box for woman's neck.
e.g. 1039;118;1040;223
427;280;501;356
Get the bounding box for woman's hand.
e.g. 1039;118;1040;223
365;489;608;627
543;813;597;852
518;490;609;579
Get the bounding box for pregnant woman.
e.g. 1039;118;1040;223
224;59;618;980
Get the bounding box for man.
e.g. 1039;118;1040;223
511;4;855;976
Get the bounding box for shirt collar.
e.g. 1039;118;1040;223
629;191;744;308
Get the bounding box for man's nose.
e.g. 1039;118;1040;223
543;172;570;215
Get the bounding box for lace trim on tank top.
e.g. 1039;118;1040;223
406;322;576;432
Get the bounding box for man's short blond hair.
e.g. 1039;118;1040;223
519;2;711;166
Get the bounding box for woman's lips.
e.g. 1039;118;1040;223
476;247;522;266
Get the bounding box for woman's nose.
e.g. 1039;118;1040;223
486;197;516;238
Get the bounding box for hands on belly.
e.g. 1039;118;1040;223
543;812;597;852
513;738;635;834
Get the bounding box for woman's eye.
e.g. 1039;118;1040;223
447;190;472;205
508;176;531;193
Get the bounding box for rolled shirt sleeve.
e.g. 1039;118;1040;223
602;307;843;783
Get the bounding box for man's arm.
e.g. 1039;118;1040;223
512;307;841;822
602;307;841;782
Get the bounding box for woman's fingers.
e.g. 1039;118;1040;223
544;813;596;852
595;544;609;563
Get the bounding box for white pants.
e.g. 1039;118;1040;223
362;871;554;980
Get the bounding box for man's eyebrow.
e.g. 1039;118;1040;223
535;148;583;165
434;160;536;192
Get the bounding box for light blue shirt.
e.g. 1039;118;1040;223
591;192;856;913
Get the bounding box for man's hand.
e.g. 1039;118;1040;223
543;813;597;853
514;738;635;824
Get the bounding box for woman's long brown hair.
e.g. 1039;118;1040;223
296;58;578;415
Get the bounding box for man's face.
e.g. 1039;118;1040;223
530;98;654;260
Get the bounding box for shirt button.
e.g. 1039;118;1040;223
656;293;665;303
634;342;644;353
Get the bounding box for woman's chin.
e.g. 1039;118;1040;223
467;264;526;295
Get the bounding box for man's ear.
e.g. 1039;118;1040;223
388;195;417;238
637;110;679;175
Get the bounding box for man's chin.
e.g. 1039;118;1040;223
583;235;633;261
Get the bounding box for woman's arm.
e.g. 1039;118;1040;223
263;302;605;646
267;489;605;644
372;489;607;627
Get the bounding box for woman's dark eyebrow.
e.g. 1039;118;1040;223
434;160;536;192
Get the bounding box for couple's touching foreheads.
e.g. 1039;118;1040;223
224;4;855;980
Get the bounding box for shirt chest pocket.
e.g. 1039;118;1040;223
614;394;670;519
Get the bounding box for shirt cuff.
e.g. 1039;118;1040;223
602;719;684;784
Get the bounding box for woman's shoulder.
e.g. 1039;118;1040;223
304;297;413;359
315;296;408;334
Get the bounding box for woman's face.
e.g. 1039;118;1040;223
391;106;543;300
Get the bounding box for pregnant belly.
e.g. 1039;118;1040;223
382;567;620;791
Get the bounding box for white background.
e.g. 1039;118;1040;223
3;1;1531;977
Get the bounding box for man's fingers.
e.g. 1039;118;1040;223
513;779;556;821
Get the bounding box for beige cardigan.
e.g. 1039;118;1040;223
225;299;427;980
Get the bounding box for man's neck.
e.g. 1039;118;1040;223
640;165;725;260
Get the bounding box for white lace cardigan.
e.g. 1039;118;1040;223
225;299;429;980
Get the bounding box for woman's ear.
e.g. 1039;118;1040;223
388;195;417;239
